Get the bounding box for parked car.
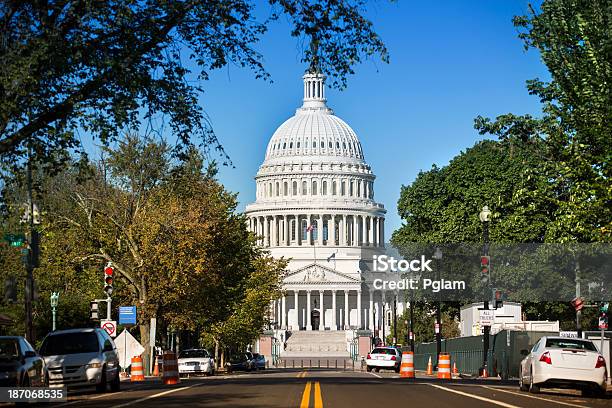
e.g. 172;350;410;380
252;353;266;370
226;353;256;372
0;336;46;387
178;349;215;376
39;328;120;392
519;336;607;397
365;347;402;373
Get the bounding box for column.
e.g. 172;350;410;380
373;217;378;247
318;214;324;246
271;215;276;247
332;290;337;330
344;290;350;329
282;295;287;329
319;290;325;330
297;215;302;246
294;290;299;330
340;215;346;246
361;215;368;246
380;219;385;248
263;216;269;247
306;290;312;330
369;290;374;331
369;217;374;247
357;290;362;329
353;215;359;247
330;216;336;246
284;215;289;246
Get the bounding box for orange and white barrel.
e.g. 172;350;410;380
131;356;145;381
162;351;179;385
437;353;451;379
399;351;415;378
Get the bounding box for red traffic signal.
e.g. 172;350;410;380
103;263;114;296
480;256;490;275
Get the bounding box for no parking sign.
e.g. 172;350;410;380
101;319;117;337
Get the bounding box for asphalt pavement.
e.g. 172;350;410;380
21;369;612;408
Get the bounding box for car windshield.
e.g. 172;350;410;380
40;332;99;356
179;350;209;359
371;348;396;355
545;338;597;351
0;339;19;359
230;354;246;363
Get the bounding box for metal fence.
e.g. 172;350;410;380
276;358;365;371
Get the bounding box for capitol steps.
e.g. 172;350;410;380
280;331;350;358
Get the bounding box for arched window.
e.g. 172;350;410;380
290;142;293;148
302;220;308;240
268;183;272;197
332;181;337;195
312;220;318;241
292;181;298;196
283;142;286;149
323;220;329;241
291;219;296;241
328;141;332;148
275;182;280;196
357;181;361;197
302;181;307;195
322;181;327;195
297;141;300;148
341;181;346;196
283;182;288;196
320;141;324;148
349;181;354;196
312;180;318;195
336;141;340;148
312;141;316;148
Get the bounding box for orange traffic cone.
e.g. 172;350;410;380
426;356;433;375
452;361;458;375
481;366;488;378
153;355;160;376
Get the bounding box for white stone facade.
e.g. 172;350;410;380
246;72;397;334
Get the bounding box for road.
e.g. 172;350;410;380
42;369;612;408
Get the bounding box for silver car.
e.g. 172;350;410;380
39;328;120;392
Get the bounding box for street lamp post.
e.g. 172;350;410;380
50;292;59;331
479;205;492;376
433;247;443;367
392;295;397;345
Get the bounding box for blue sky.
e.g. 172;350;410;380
184;1;549;240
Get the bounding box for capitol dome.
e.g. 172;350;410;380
264;75;365;164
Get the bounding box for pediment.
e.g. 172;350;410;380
283;263;360;284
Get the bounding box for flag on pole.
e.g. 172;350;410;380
327;252;336;262
306;224;314;232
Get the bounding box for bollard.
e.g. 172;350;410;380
399;352;415;379
437;353;451;380
131;356;145;382
162;351;179;385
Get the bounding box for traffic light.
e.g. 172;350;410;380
599;302;609;330
90;301;99;320
103;263;114;296
480;256;490;281
492;289;503;309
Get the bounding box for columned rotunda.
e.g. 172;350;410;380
246;72;392;335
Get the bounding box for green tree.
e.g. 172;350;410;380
475;0;611;243
0;0;388;167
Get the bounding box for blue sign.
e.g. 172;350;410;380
118;306;137;325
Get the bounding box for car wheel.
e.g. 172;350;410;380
366;365;372;372
95;369;107;393
394;365;400;373
528;368;540;394
374;368;380;373
110;371;120;392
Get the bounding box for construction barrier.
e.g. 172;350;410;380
426;356;433;375
130;356;145;382
437;353;451;380
399;351;415;379
162;351;179;385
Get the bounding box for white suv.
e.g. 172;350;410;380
366;347;402;373
39;328;120;392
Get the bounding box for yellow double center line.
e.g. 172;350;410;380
299;381;323;408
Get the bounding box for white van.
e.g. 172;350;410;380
39;328;120;392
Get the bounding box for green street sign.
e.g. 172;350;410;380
3;233;26;247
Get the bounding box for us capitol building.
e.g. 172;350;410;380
246;71;402;342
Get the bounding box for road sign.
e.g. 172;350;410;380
599;317;608;330
434;323;440;334
118;306;137;325
101;319;117;337
3;233;26;247
559;331;579;338
571;297;584;311
479;310;494;327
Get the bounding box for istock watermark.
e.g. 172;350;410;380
371;254;466;293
